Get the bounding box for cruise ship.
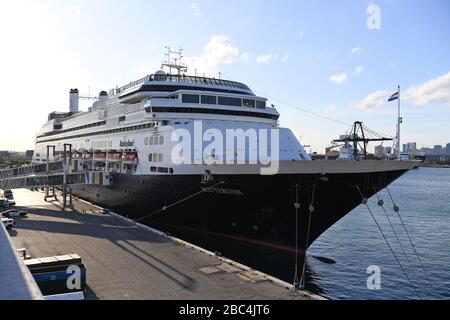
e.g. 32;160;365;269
32;53;413;285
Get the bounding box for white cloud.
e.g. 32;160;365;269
66;5;81;30
241;52;250;63
329;104;337;111
404;71;450;106
353;66;364;75
356;90;388;110
280;53;291;62
135;60;161;77
191;2;202;17
329;73;348;84
256;52;290;64
350;47;363;54
256;54;273;64
299;30;305;38
0;1;92;150
184;35;239;76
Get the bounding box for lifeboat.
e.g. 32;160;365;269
121;149;138;163
107;150;123;162
94;150;107;160
82;151;93;159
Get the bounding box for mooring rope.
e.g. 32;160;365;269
385;186;433;287
356;186;421;300
373;186;412;268
136;181;225;222
293;183;301;288
300;180;317;289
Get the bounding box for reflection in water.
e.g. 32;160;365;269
303;259;326;296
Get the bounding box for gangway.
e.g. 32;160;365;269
0;172;88;190
0;161;64;180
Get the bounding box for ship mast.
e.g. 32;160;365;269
396;85;402;159
161;46;188;75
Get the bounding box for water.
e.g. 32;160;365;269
307;167;450;300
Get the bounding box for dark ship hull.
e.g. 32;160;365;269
71;161;412;285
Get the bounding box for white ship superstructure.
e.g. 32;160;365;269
33;71;309;175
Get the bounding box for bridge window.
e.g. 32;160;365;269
218;96;242;107
256;100;266;109
243;99;256;108
182;94;200;104
201;95;217;105
159;136;165;145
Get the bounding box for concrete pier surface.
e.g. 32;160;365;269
7;189;322;300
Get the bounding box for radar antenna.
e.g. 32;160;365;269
161;46;188;75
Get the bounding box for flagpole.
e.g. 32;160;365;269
397;85;401;159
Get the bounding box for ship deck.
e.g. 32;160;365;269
7;189;322;300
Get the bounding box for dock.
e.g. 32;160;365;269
6;189;322;300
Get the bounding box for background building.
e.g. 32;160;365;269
375;145;386;159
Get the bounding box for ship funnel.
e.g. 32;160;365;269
70;89;79;113
98;91;108;108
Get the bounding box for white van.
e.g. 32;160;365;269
1;218;15;230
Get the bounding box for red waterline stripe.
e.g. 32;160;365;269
157;223;305;254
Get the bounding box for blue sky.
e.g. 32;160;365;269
0;0;449;152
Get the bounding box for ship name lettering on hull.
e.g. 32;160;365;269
201;187;244;196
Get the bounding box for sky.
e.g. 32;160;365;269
0;0;449;153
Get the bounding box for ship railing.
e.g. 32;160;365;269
115;73;252;95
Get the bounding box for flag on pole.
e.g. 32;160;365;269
388;91;399;102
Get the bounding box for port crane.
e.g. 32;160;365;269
333;121;393;160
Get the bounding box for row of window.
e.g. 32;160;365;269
182;94;266;109
148;153;163;163
36;123;154;144
149;74;251;90
38;121;107;139
144;136;165;146
150;167;174;174
151;107;279;120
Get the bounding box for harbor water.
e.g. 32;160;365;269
307;167;450;299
